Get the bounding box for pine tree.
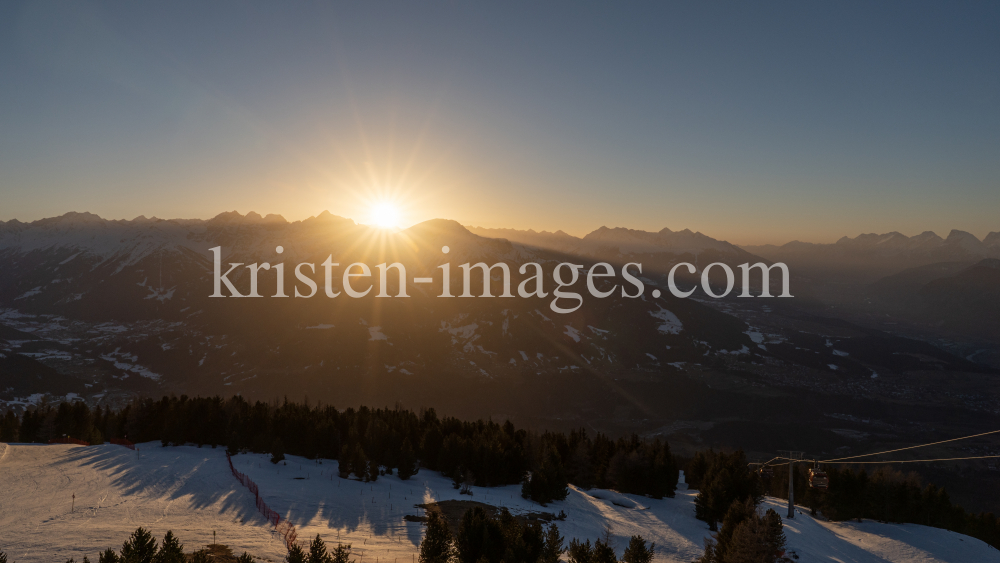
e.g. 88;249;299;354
566;538;592;563
120;527;158;563
540;524;565;563
99;548;120;563
621;536;655;563
331;543;353;563
153;530;183;563
591;540;616;563
763;509;786;558
454;506;505;563
0;550;7;563
237;553;253;563
419;511;454;563
694;499;787;563
286;542;307;563
397;440;418;480
338;444;352;478
271;438;286;464
308;535;332;563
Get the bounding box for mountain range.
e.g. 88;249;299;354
2;211;1000;512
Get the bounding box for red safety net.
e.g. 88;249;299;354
225;451;297;549
110;438;136;450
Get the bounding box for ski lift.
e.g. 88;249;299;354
809;465;829;490
759;466;774;479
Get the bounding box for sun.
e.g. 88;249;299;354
370;202;401;228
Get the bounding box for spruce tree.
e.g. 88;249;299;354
419;511;454;563
397;440;418;480
331;543;353;563
622;536;655;563
540;524;565;563
566;538;592;563
237;553;253;563
338;444;352;478
120;527;158;563
591;540;616;563
286;543;307;563
308;535;331;563
99;548;120;563
454;506;505;563
763;508;786;557
153;530;184;563
271;438;286;464
0;550;7;563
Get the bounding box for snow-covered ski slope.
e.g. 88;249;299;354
0;442;996;562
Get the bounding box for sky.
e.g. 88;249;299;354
1;1;998;245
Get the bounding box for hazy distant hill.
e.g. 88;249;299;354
468;224;753;259
743;229;1000;283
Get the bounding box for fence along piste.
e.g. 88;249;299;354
225;451;297;549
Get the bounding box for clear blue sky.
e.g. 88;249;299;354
1;1;998;244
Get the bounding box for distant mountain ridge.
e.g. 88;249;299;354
742;229;1000;282
467;224;747;256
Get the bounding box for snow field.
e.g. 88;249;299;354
1;442;996;563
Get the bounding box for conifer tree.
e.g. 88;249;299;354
120;527;158;563
0;550;7;563
286;542;307;563
419;511;454;563
237;553;253;563
566;538;592;563
397;439;418;480
540;524;565;563
271;438;286;464
591;539;616;563
454;506;505;563
622;535;655;563
331;543;353;563
338;444;352;478
308;535;331;563
153;530;183;563
694;499;787;563
99;548;120;563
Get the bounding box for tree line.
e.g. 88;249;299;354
0;395;679;503
684;449;1000;552
0;527;254;563
415;508;655;563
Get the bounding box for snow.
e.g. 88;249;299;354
0;443;994;562
650;306;683;335
59;252;81;265
368;327;388;342
99;349;162;381
564;325;582;343
306;324;336;330
14;287;42;300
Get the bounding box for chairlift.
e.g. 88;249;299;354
809;466;829;490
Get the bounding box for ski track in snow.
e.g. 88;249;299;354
0;442;995;562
